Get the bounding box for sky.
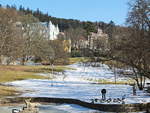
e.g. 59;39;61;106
0;0;129;25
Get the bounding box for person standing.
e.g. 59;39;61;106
101;89;107;100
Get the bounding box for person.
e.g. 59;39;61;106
101;89;106;100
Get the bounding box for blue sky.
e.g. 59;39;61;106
0;0;129;25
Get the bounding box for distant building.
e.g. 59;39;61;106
88;28;109;51
40;21;60;40
48;21;59;40
57;32;72;53
15;21;60;40
63;39;72;53
73;36;88;50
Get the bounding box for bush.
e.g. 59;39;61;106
71;50;82;57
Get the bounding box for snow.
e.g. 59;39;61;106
52;63;127;82
7;63;150;105
8;79;130;100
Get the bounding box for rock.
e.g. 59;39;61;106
12;99;39;113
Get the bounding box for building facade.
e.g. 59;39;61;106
41;21;59;40
48;21;59;40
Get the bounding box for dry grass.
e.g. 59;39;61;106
104;60;127;69
0;65;73;83
0;65;72;97
0;70;47;83
0;85;20;97
69;57;90;64
86;78;134;85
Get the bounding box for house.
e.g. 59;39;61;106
88;28;109;51
15;21;60;40
48;21;59;40
41;21;60;40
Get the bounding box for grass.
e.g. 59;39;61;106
0;70;46;83
0;85;20;97
24;65;74;73
104;60;127;69
69;57;90;64
0;65;73;97
0;65;74;82
86;78;134;85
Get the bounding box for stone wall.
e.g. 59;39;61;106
3;97;150;112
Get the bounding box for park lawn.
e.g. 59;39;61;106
0;70;47;83
0;85;20;97
0;65;72;97
0;65;74;82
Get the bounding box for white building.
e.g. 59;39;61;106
48;21;59;40
15;21;60;40
41;21;59;40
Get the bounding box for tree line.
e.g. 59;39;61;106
114;0;150;90
97;0;150;90
0;4;114;34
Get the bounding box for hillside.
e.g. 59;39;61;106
1;4;114;33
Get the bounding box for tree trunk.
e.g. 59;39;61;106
21;57;25;65
136;75;145;90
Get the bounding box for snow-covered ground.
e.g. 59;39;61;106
8;64;150;104
7;63;150;105
5;63;150;113
8;79;150;104
39;63;130;82
56;63;124;82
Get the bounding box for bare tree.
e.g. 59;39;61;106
110;0;150;90
0;8;21;64
49;40;69;65
18;14;40;65
65;27;86;50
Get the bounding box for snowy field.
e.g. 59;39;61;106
7;63;150;105
57;63;125;82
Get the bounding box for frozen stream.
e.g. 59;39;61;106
6;63;150;112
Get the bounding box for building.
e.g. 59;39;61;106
63;39;72;53
16;21;60;41
88;28;109;51
48;21;59;40
40;21;59;40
